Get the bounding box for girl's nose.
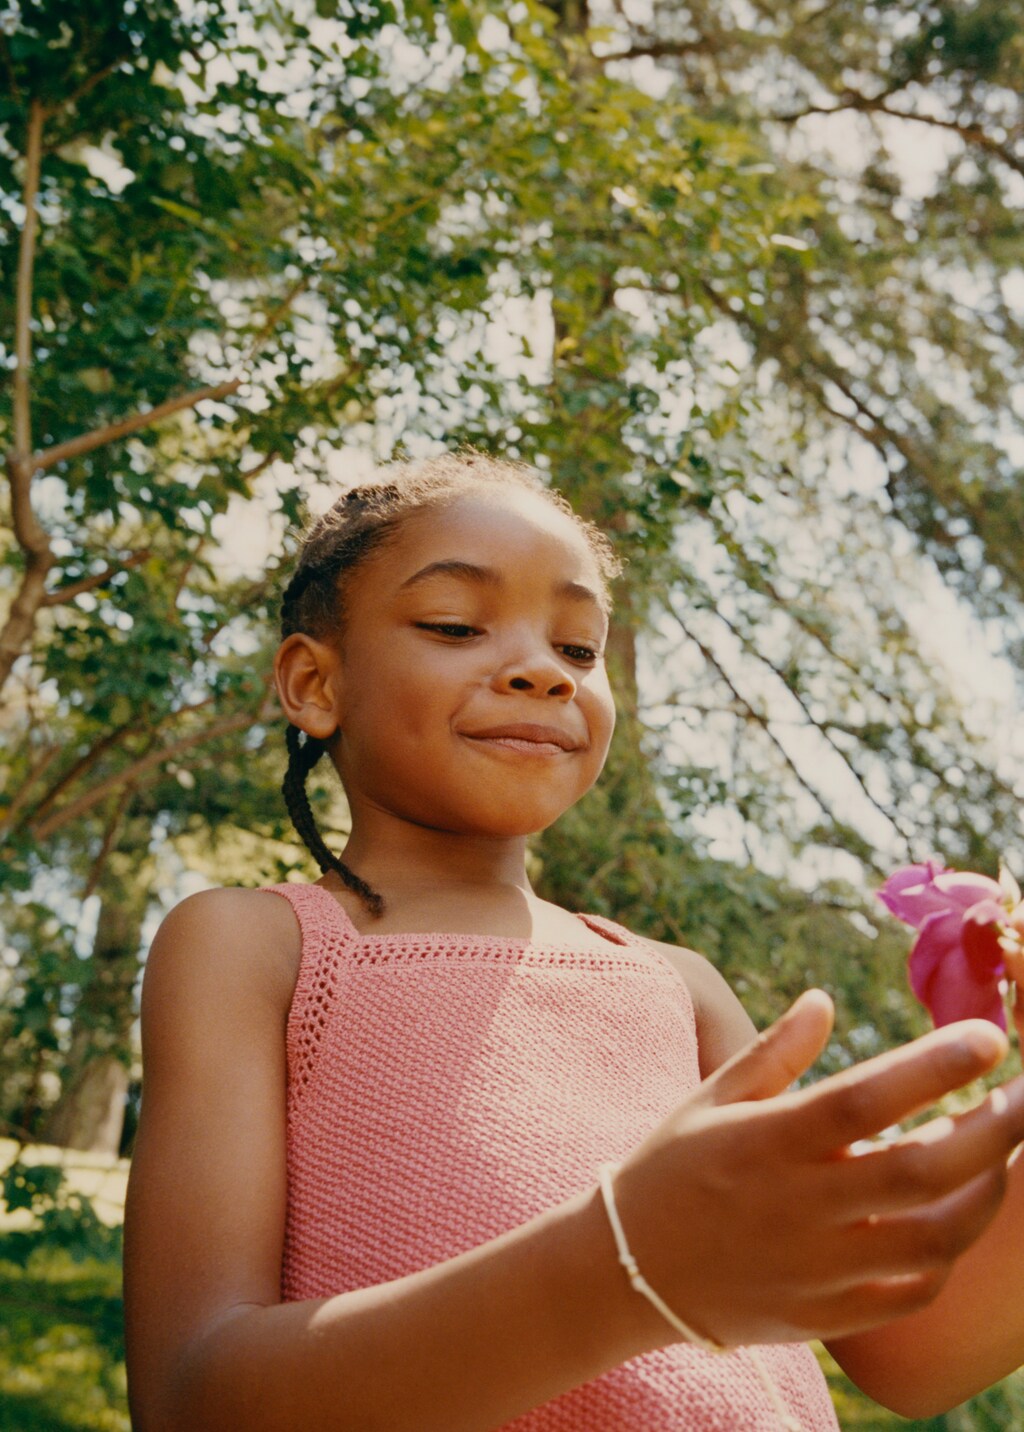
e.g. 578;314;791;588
492;652;577;700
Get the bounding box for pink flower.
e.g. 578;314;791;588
878;861;1014;1030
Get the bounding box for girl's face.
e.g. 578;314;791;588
328;488;616;840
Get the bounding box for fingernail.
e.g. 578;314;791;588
956;1025;1007;1064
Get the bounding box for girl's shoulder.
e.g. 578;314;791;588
639;935;758;1077
142;885;303;1028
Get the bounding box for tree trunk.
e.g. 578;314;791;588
42;858;147;1155
42;1047;130;1155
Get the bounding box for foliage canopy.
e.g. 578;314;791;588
0;0;1021;1183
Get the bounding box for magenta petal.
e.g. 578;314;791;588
929;872;1005;912
918;950;1007;1030
909;911;1007;1030
961;900;1007;979
878;862;953;927
882;862;946;897
885;861;1010;1028
908;910;962;1003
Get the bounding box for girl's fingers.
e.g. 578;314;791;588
799;1272;955;1343
831;1168;1007;1284
816;1076;1024;1219
1003;946;1024;1042
779;1019;1009;1158
701;989;835;1106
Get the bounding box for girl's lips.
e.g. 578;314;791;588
462;723;582;753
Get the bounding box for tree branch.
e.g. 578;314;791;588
793;0;848;25
0;100;54;696
32;378;242;474
775;92;1024;177
63;57;129;114
725;537;902;703
169;550;200;616
0;742;62;835
669;601;890;869
804;356;940;494
0;34;20;104
196;571;280;654
596;39;708;62
239;450;280;484
80;783;136;902
12;99;43;461
16;695;219;834
1;174;346;700
317;359;367;404
42;550;152;606
30;689;276;841
3;374;239;696
711;604;913;847
244;275;310;362
17;724;140;833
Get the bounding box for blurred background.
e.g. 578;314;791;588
1;1;1022;1425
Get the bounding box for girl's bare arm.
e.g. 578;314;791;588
827;1149;1024;1416
124;893;1024;1432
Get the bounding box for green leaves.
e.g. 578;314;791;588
0;2;1021;1233
0;1159;121;1265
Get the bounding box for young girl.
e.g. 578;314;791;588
124;453;1024;1431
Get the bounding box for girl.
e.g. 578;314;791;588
124;453;1024;1431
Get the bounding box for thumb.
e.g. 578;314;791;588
702;989;834;1106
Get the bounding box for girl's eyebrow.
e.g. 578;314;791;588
400;560;604;610
400;560;499;590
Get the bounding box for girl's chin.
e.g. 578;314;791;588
433;808;571;840
458;819;560;840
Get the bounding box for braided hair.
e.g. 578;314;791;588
278;452;621;916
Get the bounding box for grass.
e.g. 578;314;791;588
0;1233;1021;1430
0;1243;128;1432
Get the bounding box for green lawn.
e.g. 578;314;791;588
0;1237;1021;1431
0;1245;128;1432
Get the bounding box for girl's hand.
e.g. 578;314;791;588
1005;905;1024;1044
610;990;1024;1349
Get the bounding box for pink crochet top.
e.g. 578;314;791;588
266;881;839;1431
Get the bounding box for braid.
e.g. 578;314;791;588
282;724;385;918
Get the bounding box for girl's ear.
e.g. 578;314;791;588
274;634;344;741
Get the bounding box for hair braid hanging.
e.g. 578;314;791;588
282;724;385;917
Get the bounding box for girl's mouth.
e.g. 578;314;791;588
462;723;582;754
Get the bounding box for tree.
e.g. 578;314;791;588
571;0;1024;871
2;0;1021;1155
0;0;534;1146
39;834;150;1154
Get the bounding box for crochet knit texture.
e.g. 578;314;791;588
266;881;839;1431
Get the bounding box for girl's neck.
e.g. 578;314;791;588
326;817;616;949
339;811;533;906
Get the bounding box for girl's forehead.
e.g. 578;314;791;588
389;489;602;578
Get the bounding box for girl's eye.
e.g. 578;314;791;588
560;644;601;664
415;622;479;639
